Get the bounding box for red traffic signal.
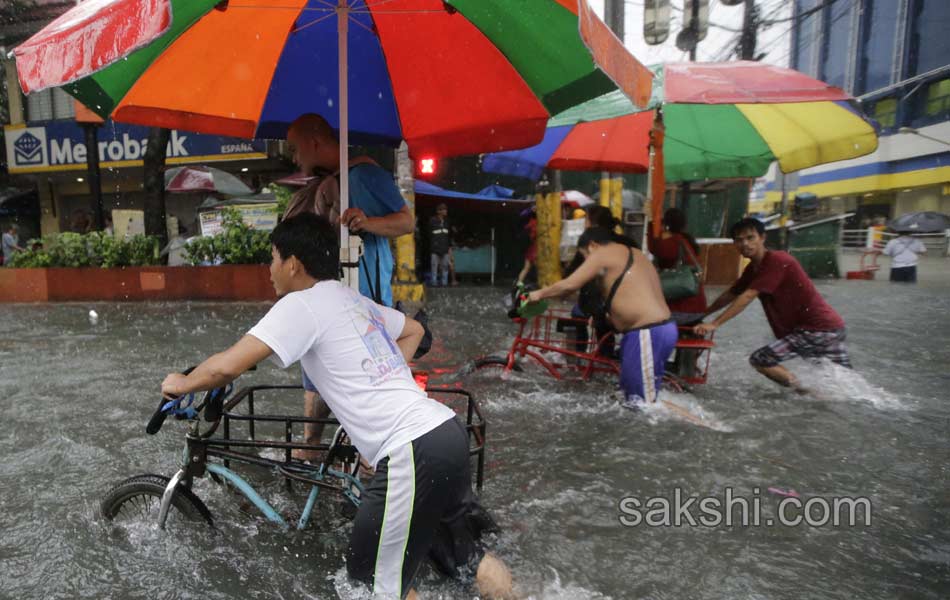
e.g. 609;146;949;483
417;157;437;177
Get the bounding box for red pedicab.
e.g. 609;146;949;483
475;296;715;392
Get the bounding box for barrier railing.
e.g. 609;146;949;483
839;229;949;255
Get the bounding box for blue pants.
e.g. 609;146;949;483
890;265;917;283
619;320;678;408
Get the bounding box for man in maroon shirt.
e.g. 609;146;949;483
695;218;850;391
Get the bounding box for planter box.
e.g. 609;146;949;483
0;265;276;303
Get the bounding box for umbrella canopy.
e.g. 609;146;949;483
888;211;950;234
164;165;253;196
482;61;879;182
14;0;653;159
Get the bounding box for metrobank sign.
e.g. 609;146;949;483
4;120;267;174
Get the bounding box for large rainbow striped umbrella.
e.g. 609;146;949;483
483;61;879;182
13;0;652;158
14;0;653;283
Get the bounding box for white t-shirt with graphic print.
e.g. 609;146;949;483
248;280;453;467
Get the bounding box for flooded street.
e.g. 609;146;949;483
1;280;949;599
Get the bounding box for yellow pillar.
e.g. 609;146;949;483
391;143;425;305
536;191;562;288
610;176;624;228
599;172;611;207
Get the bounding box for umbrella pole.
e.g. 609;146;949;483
648;111;666;243
338;2;358;291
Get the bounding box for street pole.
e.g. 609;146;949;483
604;0;624;42
689;0;700;61
739;0;758;60
604;0;625;227
82;123;104;230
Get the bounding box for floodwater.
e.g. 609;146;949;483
1;280;949;599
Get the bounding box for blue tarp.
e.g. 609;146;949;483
413;181;525;202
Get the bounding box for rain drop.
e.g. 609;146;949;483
328;99;334;107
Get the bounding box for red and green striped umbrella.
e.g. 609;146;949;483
484;61;879;182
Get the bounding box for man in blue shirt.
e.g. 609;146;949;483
283;113;412;306
283;113;414;457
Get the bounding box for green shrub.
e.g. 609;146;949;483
272;185;292;219
5;231;160;268
184;208;271;266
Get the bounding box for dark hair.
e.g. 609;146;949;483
578;226;616;249
663;207;687;233
290;113;338;142
663;207;699;252
270;213;339;280
586;204;618;230
729;217;766;239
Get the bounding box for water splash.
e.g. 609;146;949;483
791;361;905;409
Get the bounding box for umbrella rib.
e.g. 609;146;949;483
348;14;375;34
229;3;333;10
292;11;337;33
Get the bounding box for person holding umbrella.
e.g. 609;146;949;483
876;211;950;283
879;230;927;283
283;113;414;461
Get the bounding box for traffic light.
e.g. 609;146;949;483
416;156;437;178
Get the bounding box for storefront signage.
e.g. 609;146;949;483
4;119;266;173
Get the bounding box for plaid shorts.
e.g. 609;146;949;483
749;328;851;369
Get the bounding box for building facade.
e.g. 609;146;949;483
757;0;950;226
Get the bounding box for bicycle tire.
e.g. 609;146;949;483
100;473;214;526
473;355;523;372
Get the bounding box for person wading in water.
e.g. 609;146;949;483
528;227;676;410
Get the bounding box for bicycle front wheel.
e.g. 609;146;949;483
100;473;213;526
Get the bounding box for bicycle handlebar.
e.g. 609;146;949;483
145;367;233;435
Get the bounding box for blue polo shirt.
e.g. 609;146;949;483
349;163;406;307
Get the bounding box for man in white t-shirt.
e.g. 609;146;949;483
160;213;511;600
881;232;927;283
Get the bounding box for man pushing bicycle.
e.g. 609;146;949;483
160;213;512;599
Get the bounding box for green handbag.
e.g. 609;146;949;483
658;240;701;301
